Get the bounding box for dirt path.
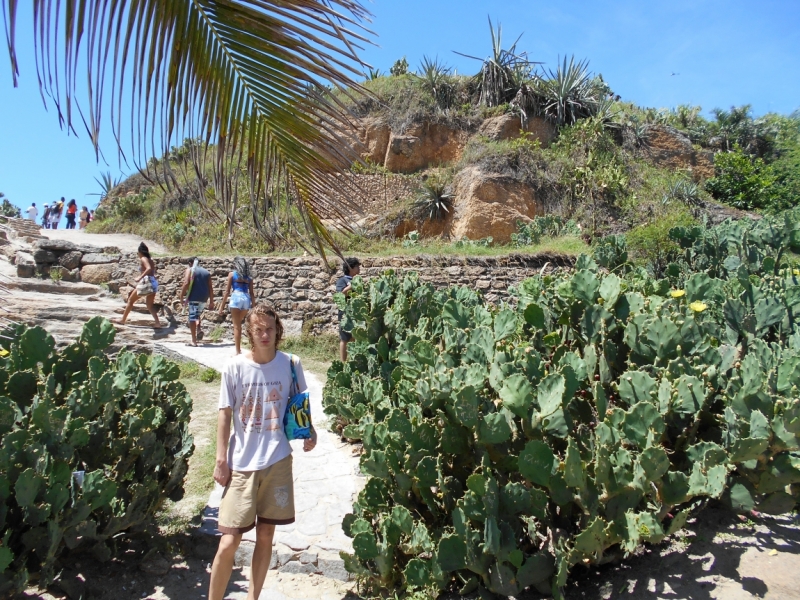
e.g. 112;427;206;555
39;228;168;254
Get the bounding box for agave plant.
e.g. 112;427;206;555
414;177;453;221
415;55;454;109
456;17;537;107
91;172;124;202
663;178;703;207
537;55;599;126
3;0;374;254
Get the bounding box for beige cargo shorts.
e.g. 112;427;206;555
217;455;295;534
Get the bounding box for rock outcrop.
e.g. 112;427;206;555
351;117;391;165
478;114;557;145
645;125;715;180
449;167;542;243
383;122;468;173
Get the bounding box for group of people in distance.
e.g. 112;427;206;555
116;245;362;361
113;245;257;354
24;198;92;230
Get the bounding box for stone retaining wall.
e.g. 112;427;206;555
110;253;574;334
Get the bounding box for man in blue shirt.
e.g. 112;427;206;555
180;257;215;346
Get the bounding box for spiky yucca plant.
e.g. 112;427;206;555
414;177;453;221
415;56;454;110
456;17;536;108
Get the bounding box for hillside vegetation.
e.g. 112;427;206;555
89;29;800;268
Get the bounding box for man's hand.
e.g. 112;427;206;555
213;459;231;487
303;428;317;452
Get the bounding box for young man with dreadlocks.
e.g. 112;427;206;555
218;256;256;355
209;304;317;600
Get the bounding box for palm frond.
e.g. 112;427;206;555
3;0;375;255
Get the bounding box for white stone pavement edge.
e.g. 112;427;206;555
154;341;365;582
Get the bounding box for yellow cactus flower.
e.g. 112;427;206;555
794;269;800;276
689;301;708;313
670;290;686;298
0;349;7;357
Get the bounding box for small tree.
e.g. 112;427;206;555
0;193;20;218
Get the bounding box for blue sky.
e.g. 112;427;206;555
1;0;798;214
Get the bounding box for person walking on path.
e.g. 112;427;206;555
79;206;90;229
65;200;78;229
114;242;162;328
25;202;37;221
208;303;317;600
336;257;360;362
218;256;255;355
180;257;214;347
49;198;64;229
41;204;50;229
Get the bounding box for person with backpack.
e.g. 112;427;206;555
180;257;215;346
218;256;255;355
208;303;316;600
50;198;64;229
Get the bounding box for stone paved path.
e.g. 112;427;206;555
155;341;365;583
40;228;168;254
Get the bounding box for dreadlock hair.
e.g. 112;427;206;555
244;304;284;349
233;256;251;279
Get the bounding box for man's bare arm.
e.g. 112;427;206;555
214;408;232;486
179;269;190;302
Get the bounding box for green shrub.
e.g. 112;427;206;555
113;192;149;220
0;318;194;594
0;194;20;218
200;367;219;383
324;213;800;597
511;215;581;247
626;207;696;277
705;147;778;211
48;266;64;283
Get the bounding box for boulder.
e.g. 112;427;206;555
62;268;81;283
645;125;716;180
34;239;76;252
15;251;36;278
450;166;542;243
81;253;121;265
58;250;83;270
351;117;391;165
102;246;122;254
80;263;115;285
32;249;57;263
384;122;467;173
478;114;557;145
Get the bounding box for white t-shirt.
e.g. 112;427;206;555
218;351;307;472
26;206;37;220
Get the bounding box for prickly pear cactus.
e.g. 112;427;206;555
325;212;800;599
0;317;194;595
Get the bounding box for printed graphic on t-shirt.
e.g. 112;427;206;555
238;380;284;433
